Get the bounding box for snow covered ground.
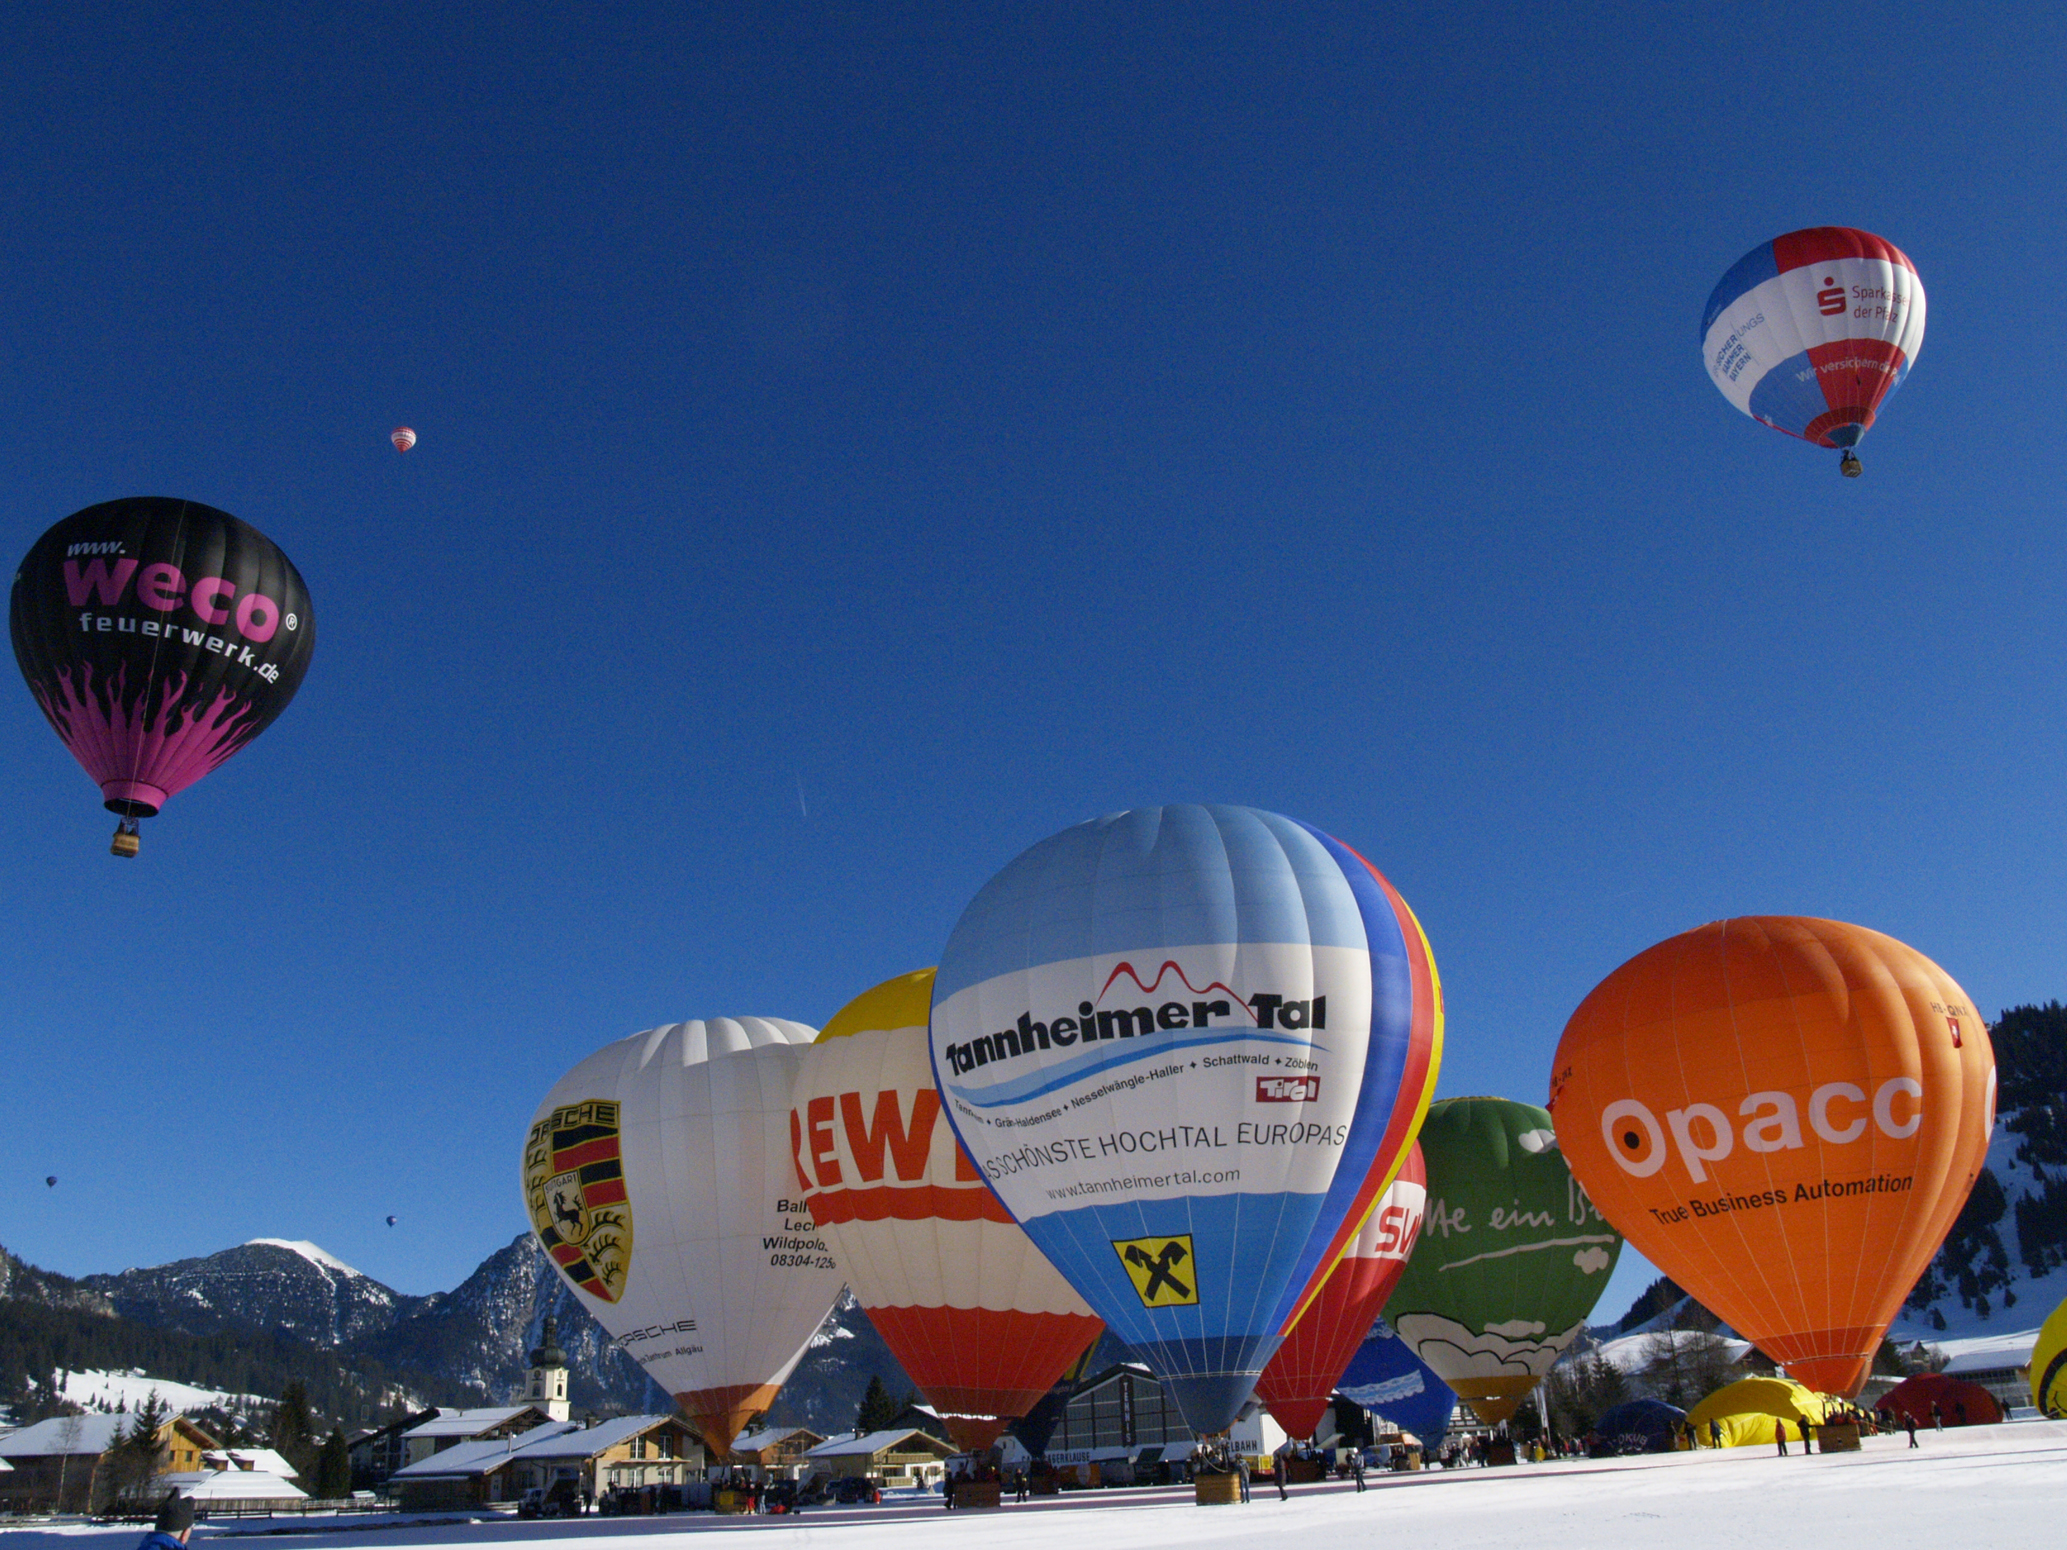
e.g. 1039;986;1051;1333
6;1420;2062;1550
56;1369;261;1414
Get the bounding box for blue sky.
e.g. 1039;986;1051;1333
4;3;2062;1335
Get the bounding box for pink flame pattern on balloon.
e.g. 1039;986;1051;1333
30;663;264;815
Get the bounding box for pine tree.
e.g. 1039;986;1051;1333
315;1429;352;1499
854;1374;899;1434
109;1391;171;1508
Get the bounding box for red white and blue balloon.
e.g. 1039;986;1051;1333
1700;227;1924;461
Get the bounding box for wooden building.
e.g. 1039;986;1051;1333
0;1412;220;1513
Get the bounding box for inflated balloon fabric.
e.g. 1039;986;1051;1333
1551;918;1994;1397
929;804;1442;1435
523;1018;844;1456
792;969;1102;1451
11;497;314;818
1701;227;1924;451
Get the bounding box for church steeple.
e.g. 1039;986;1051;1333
526;1314;570;1421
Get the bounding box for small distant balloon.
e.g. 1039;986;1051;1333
391;428;416;453
385;1215;398;1227
45;1176;57;1188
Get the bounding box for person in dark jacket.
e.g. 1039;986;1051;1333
138;1492;193;1550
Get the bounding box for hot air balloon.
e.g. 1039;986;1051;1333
790;969;1103;1451
1255;1143;1427;1440
1684;1376;1831;1448
391;428;416;452
1334;1317;1457;1443
10;498;315;856
1549;917;1994;1398
45;1177;56;1188
385;1215;398;1227
1380;1097;1621;1424
524;1017;845;1456
928;804;1442;1435
2033;1293;2067;1416
1701;226;1924;477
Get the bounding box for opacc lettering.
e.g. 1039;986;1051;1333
1601;1078;1924;1184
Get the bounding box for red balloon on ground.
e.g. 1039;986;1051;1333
1256;1144;1427;1440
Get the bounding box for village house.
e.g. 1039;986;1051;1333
0;1412;219;1513
725;1425;824;1482
400;1405;556;1466
800;1427;956;1490
385;1415;700;1511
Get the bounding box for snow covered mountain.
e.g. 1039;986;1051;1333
1890;1003;2067;1345
354;1231;666;1413
81;1238;422;1345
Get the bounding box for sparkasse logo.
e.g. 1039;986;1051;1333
1256;1075;1319;1103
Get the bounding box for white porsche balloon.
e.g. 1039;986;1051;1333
523;1018;844;1456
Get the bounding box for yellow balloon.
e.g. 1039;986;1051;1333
2033;1294;2067;1416
1685;1376;1832;1448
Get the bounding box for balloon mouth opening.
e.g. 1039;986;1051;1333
101;782;165;818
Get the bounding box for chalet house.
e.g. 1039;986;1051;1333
726;1425;824;1482
0;1412;220;1513
386;1415;700;1512
401;1405;555;1466
800;1428;956;1489
347;1409;436;1488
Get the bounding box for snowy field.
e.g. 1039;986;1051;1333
6;1421;2061;1550
54;1370;261;1415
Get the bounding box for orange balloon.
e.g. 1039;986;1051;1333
1549;917;1993;1397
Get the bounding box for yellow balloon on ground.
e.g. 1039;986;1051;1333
1685;1376;1832;1447
2033;1294;2067;1416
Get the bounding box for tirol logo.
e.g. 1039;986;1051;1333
938;958;1326;1080
1257;1074;1320;1103
523;1099;633;1303
1114;1233;1199;1308
1817;277;1846;315
1947;1016;1962;1048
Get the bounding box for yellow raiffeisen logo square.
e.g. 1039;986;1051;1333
1114;1234;1199;1307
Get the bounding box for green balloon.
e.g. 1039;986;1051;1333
1382;1096;1623;1422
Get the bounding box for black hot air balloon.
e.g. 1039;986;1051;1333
11;498;314;856
45;1176;57;1188
385;1215;398;1227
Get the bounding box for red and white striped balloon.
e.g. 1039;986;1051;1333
391;427;416;452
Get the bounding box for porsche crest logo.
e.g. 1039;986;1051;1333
523;1099;633;1303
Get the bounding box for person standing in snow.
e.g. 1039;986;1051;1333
1775;1420;1788;1456
1930;1400;1943;1431
138;1492;192;1550
1351;1451;1365;1492
1906;1413;1919;1448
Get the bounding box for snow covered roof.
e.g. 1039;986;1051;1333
164;1469;308;1501
404;1406;543;1439
0;1414;129;1456
1938;1330;2042;1375
244;1239;366;1278
501;1416;684;1461
390;1424;582;1479
204;1446;298;1477
730;1425;821;1455
804;1428;955;1459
